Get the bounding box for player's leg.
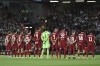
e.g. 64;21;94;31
55;44;59;58
77;44;81;58
63;44;67;59
38;46;41;58
28;44;32;57
59;44;62;58
51;45;54;58
47;48;50;58
40;48;45;58
73;45;76;59
91;45;95;59
68;45;71;59
25;45;28;57
34;45;37;58
82;44;85;58
86;45;89;59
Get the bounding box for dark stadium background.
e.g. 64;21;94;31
0;0;100;54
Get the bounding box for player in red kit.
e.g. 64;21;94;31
50;28;59;58
5;31;12;57
24;31;32;58
17;32;24;58
77;31;86;59
11;31;18;57
86;33;95;59
68;30;77;59
33;27;42;58
59;28;67;58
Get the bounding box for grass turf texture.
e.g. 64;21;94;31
0;55;100;66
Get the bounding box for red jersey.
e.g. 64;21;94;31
50;32;59;44
5;34;11;45
33;31;41;44
25;34;31;44
11;34;18;44
69;35;77;44
86;34;95;45
18;34;24;45
59;31;67;44
77;32;86;43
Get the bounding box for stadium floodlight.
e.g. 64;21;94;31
87;1;96;2
29;27;32;28
76;0;84;2
62;1;71;3
25;27;28;28
50;0;59;3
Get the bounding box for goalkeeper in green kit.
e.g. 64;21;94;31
40;28;50;59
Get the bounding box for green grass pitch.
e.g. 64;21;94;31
0;55;100;66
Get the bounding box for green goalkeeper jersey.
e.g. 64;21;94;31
41;31;50;48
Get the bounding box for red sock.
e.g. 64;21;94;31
12;50;15;57
59;49;62;58
18;52;19;57
52;49;54;58
34;50;36;57
68;50;71;56
38;50;41;57
8;51;10;56
15;51;17;57
21;52;23;57
56;49;58;58
25;52;27;57
73;50;75;56
92;51;94;58
64;49;66;58
28;51;31;57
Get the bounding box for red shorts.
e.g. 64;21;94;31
69;44;76;51
78;43;85;50
35;44;41;49
60;43;67;49
87;44;95;52
52;43;58;49
6;44;11;51
12;43;18;50
25;43;32;51
18;43;24;49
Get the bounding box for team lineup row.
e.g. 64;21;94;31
5;27;96;59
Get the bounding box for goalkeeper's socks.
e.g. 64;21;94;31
47;49;49;58
41;49;44;57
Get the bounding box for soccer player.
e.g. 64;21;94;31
40;28;50;59
24;31;32;58
50;28;59;58
86;33;95;59
11;31;18;57
77;31;86;59
33;27;42;58
68;30;77;59
59;28;67;59
17;32;24;57
5;31;12;57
